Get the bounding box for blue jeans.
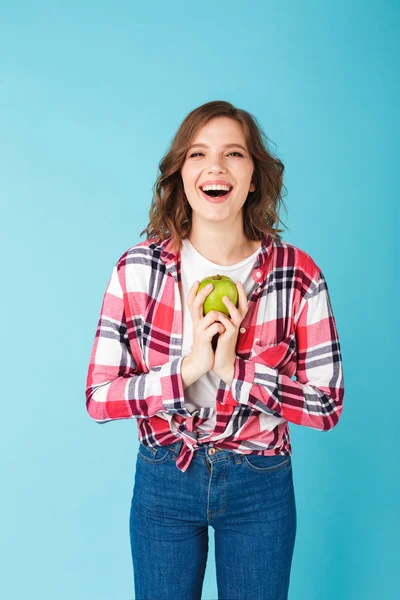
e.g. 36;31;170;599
129;439;297;600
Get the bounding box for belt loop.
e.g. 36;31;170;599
170;439;183;458
234;452;243;464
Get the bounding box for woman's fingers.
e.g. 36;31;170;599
187;281;213;324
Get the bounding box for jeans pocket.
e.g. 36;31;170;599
242;453;291;473
137;443;171;464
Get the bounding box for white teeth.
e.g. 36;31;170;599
201;184;232;192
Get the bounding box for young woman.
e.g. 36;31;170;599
85;100;345;600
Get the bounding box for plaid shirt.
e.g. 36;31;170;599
85;232;345;472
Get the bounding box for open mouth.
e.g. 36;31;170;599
203;189;231;198
199;186;233;202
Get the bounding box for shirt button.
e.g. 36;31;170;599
256;270;262;278
240;327;246;334
208;448;216;455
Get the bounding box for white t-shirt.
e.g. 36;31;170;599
179;237;261;433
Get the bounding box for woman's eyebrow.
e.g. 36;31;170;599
187;143;248;152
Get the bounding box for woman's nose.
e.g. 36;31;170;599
207;162;227;173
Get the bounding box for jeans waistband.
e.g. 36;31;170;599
169;439;243;464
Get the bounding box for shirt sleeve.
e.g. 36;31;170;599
219;270;345;431
85;263;190;424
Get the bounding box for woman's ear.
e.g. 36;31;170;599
249;170;257;192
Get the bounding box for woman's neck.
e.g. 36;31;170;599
187;231;261;266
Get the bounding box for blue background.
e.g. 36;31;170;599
1;1;398;599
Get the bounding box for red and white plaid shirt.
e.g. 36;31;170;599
85;232;345;472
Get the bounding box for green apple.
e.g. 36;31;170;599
197;274;239;316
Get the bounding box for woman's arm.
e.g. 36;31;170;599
216;270;345;431
85;263;194;423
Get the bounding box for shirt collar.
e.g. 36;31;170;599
156;231;274;280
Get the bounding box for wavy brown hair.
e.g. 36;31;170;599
139;100;288;253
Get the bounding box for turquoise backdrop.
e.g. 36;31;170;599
1;1;398;599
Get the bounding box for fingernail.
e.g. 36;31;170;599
206;283;213;289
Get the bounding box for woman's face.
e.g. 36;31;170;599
180;116;256;226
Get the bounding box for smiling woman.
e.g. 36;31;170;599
86;99;345;600
140;100;288;263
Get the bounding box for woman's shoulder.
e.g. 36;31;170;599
273;237;322;282
114;237;165;270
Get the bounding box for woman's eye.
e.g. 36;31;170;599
188;151;243;158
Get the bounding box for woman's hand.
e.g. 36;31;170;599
212;282;249;385
185;281;226;377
